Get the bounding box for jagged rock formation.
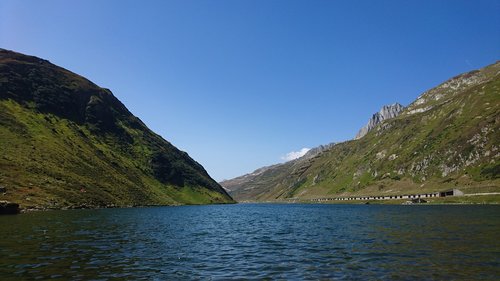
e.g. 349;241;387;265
301;143;336;159
355;103;405;139
0;49;234;209
223;61;500;201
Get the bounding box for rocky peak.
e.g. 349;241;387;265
355;103;405;139
300;143;336;159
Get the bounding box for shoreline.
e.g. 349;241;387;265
237;193;500;205
4;195;499;214
1;201;237;215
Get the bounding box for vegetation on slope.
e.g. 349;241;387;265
224;62;500;201
0;49;234;209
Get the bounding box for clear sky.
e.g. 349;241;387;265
1;0;499;181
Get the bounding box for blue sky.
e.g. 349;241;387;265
1;0;499;181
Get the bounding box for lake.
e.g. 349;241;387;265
1;204;499;280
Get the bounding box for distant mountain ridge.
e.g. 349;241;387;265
302;143;337;159
221;102;406;201
223;61;500;201
221;142;336;198
0;49;234;209
220;102;404;201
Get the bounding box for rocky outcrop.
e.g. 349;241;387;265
0;201;20;215
355;103;405;139
301;143;336;159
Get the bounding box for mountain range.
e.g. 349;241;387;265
0;49;234;210
222;61;500;201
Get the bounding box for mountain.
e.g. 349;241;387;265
0;49;234;210
221;103;407;202
355;103;404;139
221;142;336;201
301;143;337;159
223;61;500;201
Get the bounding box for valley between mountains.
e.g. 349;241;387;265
1;49;499;210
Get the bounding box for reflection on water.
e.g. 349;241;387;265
1;204;499;280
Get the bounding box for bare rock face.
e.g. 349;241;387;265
355;103;405;139
301;143;336;159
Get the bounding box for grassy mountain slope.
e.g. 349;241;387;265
223;61;500;201
0;49;234;209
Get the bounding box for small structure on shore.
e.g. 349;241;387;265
439;189;464;197
309;189;465;202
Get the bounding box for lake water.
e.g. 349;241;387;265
1;204;499;280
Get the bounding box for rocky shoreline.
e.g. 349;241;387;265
1;201;237;214
0;201;20;215
18;203;178;213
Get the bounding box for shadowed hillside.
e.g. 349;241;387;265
0;49;234;209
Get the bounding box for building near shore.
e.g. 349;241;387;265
439;189;464;197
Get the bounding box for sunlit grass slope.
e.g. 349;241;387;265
225;61;500;201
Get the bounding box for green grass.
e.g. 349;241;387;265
0;50;234;209
225;61;500;202
275;194;500;205
347;195;500;205
0;99;234;209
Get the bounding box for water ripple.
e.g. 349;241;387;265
0;204;499;280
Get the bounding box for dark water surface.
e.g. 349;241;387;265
1;204;499;280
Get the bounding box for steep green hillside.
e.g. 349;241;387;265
224;62;500;201
0;49;234;209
